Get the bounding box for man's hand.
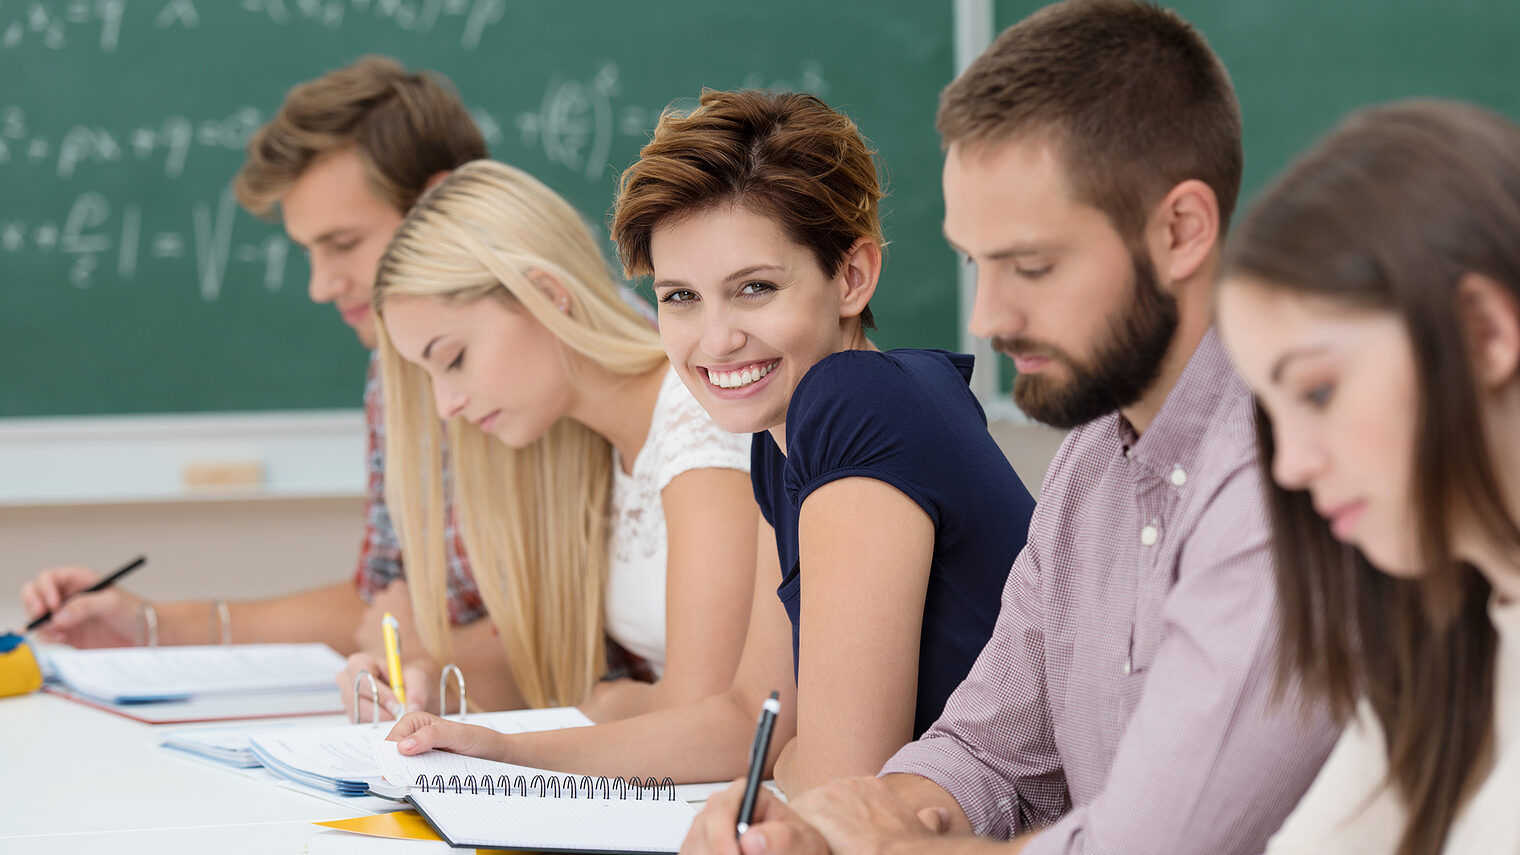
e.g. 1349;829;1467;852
787;776;952;854
681;779;830;855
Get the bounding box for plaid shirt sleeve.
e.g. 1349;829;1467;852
354;354;486;626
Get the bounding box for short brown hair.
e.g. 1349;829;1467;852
611;89;884;329
1228;100;1520;855
939;0;1242;241
233;56;487;219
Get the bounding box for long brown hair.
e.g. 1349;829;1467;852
1225;100;1520;855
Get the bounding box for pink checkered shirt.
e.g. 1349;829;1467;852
882;330;1339;855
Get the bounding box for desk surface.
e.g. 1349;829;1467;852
0;690;375;852
0;613;400;855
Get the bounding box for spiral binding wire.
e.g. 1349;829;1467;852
412;772;679;801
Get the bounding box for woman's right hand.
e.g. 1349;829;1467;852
387;711;509;761
338;652;429;722
20;565;146;648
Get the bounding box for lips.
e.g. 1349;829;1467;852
340;303;371;326
474;411;500;433
1317;499;1367;541
703;359;780;390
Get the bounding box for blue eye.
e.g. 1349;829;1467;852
1303;383;1334;409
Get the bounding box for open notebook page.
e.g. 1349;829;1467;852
44;643;346;702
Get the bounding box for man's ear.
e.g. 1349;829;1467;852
527;269;572;314
1458;272;1520;391
1146;178;1220;292
837;238;882;320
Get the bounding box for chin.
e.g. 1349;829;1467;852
1356;535;1423;580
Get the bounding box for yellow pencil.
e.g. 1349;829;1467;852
381;612;407;707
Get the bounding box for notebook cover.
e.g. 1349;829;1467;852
406;795;681;855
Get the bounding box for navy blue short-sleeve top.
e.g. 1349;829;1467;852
751;348;1035;738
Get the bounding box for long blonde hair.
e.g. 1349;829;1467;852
374;160;666;708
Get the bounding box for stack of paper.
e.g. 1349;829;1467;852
43;643;346;703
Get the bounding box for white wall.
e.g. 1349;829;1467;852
0;422;1065;610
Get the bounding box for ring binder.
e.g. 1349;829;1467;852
353;669;380;725
411;772;679;801
438;663;466;718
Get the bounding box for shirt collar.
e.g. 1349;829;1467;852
1117;328;1246;482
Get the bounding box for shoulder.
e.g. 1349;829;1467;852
788;348;980;439
649;368;750;490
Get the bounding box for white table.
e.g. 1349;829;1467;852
0;672;376;853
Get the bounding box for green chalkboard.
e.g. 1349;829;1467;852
1;1;955;417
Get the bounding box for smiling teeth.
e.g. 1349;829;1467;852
709;361;777;389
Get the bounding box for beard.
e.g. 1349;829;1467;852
1001;252;1179;429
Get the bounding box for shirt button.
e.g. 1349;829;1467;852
1171;466;1187;487
1122;656;1132;675
1141;525;1159;546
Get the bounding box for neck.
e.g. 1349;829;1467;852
569;361;668;474
1120;256;1217;436
767;320;876;456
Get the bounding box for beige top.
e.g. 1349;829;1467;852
1265;597;1520;854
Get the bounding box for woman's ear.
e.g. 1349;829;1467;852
837;238;882;320
527;270;572;314
1459;272;1520;390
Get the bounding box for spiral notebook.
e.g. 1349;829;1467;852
372;738;696;854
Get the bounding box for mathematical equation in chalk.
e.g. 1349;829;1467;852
0;105;265;179
2;190;296;298
502;61;830;183
2;0;506;53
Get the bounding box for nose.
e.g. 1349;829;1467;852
966;268;1024;341
432;378;468;421
698;303;746;360
1269;416;1326;492
308;258;346;305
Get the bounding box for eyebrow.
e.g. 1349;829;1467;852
652;264;785;291
941;228;1050;260
1269;345;1332;384
290;227;359;250
421;335;445;361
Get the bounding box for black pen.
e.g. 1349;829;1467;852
736;690;781;837
26;555;147;632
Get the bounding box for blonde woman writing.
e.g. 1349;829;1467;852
338;159;757;720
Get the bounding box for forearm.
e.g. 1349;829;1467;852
882;772;974;835
496;688;764;783
580;669;726;723
228;581;365;651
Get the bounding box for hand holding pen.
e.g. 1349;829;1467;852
19;556;149;648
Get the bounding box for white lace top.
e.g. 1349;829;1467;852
605;367;750;676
